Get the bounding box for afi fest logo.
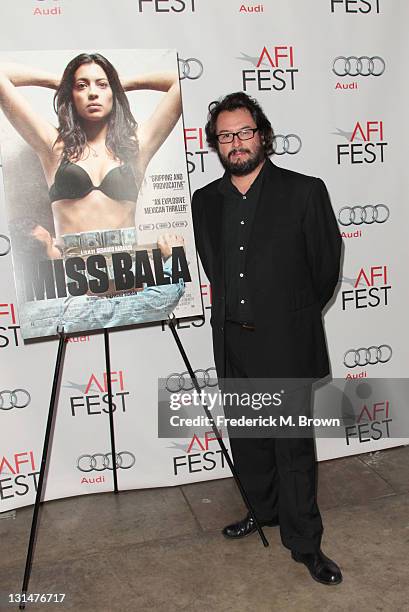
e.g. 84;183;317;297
164;367;228;476
334;120;387;165
185;127;208;175
341;265;391;311
137;0;197;12
0;303;21;348
337;204;390;240
333;55;385;91
33;0;62;16
345;400;391;445
330;0;380;13
171;431;227;476
343;344;392;380
238;46;298;92
65;370;130;417
0;451;39;502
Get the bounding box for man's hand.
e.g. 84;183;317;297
157;234;185;260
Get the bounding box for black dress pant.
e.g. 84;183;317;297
224;321;323;553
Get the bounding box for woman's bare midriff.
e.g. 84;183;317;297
52;191;136;238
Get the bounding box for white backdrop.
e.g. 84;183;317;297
0;0;408;512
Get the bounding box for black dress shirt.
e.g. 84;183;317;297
218;163;266;323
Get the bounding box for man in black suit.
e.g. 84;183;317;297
191;92;342;585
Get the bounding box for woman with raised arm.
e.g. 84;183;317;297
0;53;186;336
0;52;182;244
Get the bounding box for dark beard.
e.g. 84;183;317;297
217;145;265;176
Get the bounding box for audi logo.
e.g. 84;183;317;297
338;205;390;226
343;345;392;368
0;234;11;257
0;389;31;410
178;58;203;80
77;452;136;472
166;368;218;392
272;134;302;155
332;56;385;77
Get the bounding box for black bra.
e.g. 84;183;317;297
49;161;139;203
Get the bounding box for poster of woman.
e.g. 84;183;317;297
0;48;202;340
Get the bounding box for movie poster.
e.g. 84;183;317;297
0;49;202;340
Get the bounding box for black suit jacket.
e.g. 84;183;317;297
192;160;342;379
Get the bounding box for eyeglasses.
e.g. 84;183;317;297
216;128;259;144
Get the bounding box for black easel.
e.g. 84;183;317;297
19;318;268;608
20;328;66;609
19;327;119;609
104;329;118;494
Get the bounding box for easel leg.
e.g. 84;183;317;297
167;318;269;548
104;328;118;493
20;328;67;610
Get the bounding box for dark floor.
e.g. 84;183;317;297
1;446;408;612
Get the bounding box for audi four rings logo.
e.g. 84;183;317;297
332;56;385;77
77;452;136;472
0;389;31;410
166;368;218;392
338;205;390;226
343;345;392;368
178;58;203;80
0;234;11;257
273;134;302;155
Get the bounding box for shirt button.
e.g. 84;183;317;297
239;246;244;251
240;220;245;225
243;196;247;200
240;299;245;304
240;273;244;278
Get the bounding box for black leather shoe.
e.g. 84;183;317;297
222;513;278;539
291;549;343;585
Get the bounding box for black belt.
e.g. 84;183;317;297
227;320;256;331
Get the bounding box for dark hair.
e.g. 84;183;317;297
205;91;274;156
53;53;138;162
